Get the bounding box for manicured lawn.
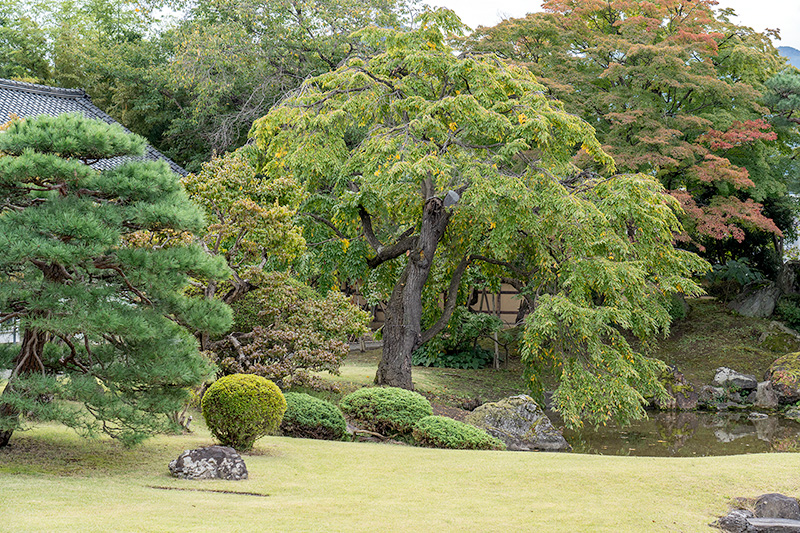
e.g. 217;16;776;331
2;422;800;532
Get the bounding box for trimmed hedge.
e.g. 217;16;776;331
202;374;286;451
339;387;432;436
280;392;347;440
412;415;506;450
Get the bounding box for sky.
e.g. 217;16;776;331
426;0;800;50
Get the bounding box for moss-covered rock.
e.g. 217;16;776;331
465;395;570;452
766;353;800;404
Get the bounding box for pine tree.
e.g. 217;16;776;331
0;113;231;446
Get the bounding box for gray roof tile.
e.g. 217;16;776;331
0;78;188;176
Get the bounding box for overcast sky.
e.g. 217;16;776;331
426;0;800;50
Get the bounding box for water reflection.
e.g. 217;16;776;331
559;411;800;457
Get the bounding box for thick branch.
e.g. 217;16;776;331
366;228;417;269
359;206;382;251
420;254;471;345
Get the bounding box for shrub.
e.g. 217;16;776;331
412;416;506;450
213;272;369;388
280;392;347;440
339;387;432;436
201;374;287;451
413;307;501;369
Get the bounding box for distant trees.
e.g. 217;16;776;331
0;114;231;447
464;0;799;274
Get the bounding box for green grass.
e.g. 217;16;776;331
2;421;800;532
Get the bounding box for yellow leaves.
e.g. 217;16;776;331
342;239;350;252
448;121;457;132
489;221;496;229
517;113;528;125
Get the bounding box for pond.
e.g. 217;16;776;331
557;411;800;457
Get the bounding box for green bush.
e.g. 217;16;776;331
201;374;287;451
280;392;346;440
412;416;506;451
777;294;800;331
339;387;432;436
413;307;501;369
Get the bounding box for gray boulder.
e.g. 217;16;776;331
699;385;727;409
714;367;758;391
755;494;800;520
169;445;248;480
756;381;780;409
714;509;756;532
465;395;570;452
728;281;780;318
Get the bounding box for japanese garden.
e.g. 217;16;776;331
3;0;800;530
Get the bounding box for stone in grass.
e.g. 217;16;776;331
169;445;248;480
754;494;800;520
712;509;755;533
465;395;570;452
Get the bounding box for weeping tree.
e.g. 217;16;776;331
0;113;231;446
250;10;708;426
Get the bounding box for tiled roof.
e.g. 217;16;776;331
0;78;188;176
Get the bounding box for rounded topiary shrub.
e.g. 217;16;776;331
412;415;506;450
280;392;347;440
201;374;287;451
339;386;432;436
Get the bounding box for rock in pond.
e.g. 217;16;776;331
465;395;570;452
658;367;699;410
169;445;248;480
755;381;780;409
713;367;758;392
767;353;800;404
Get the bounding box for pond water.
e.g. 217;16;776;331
557;411;800;457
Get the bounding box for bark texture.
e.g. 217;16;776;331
375;196;450;388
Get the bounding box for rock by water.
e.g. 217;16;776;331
465;395;570;452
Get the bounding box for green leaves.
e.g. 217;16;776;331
0;113;230;444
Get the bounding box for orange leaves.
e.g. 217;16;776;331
698;119;778;151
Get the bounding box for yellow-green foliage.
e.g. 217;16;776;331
280;392;347;440
413;416;505;450
201;374;287;451
340;387;432;436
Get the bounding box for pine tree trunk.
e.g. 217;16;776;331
375;196;450;389
0;328;48;447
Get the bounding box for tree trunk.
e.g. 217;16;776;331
375;197;450;389
0;327;48;447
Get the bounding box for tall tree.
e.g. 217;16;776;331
465;0;796;274
0;114;231;446
250;11;707;426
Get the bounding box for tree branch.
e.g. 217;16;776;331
420;254;471;345
366;228;417;269
302;212;347;240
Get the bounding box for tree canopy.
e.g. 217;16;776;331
250;11;708;426
464;0;798;274
0;113;231;446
